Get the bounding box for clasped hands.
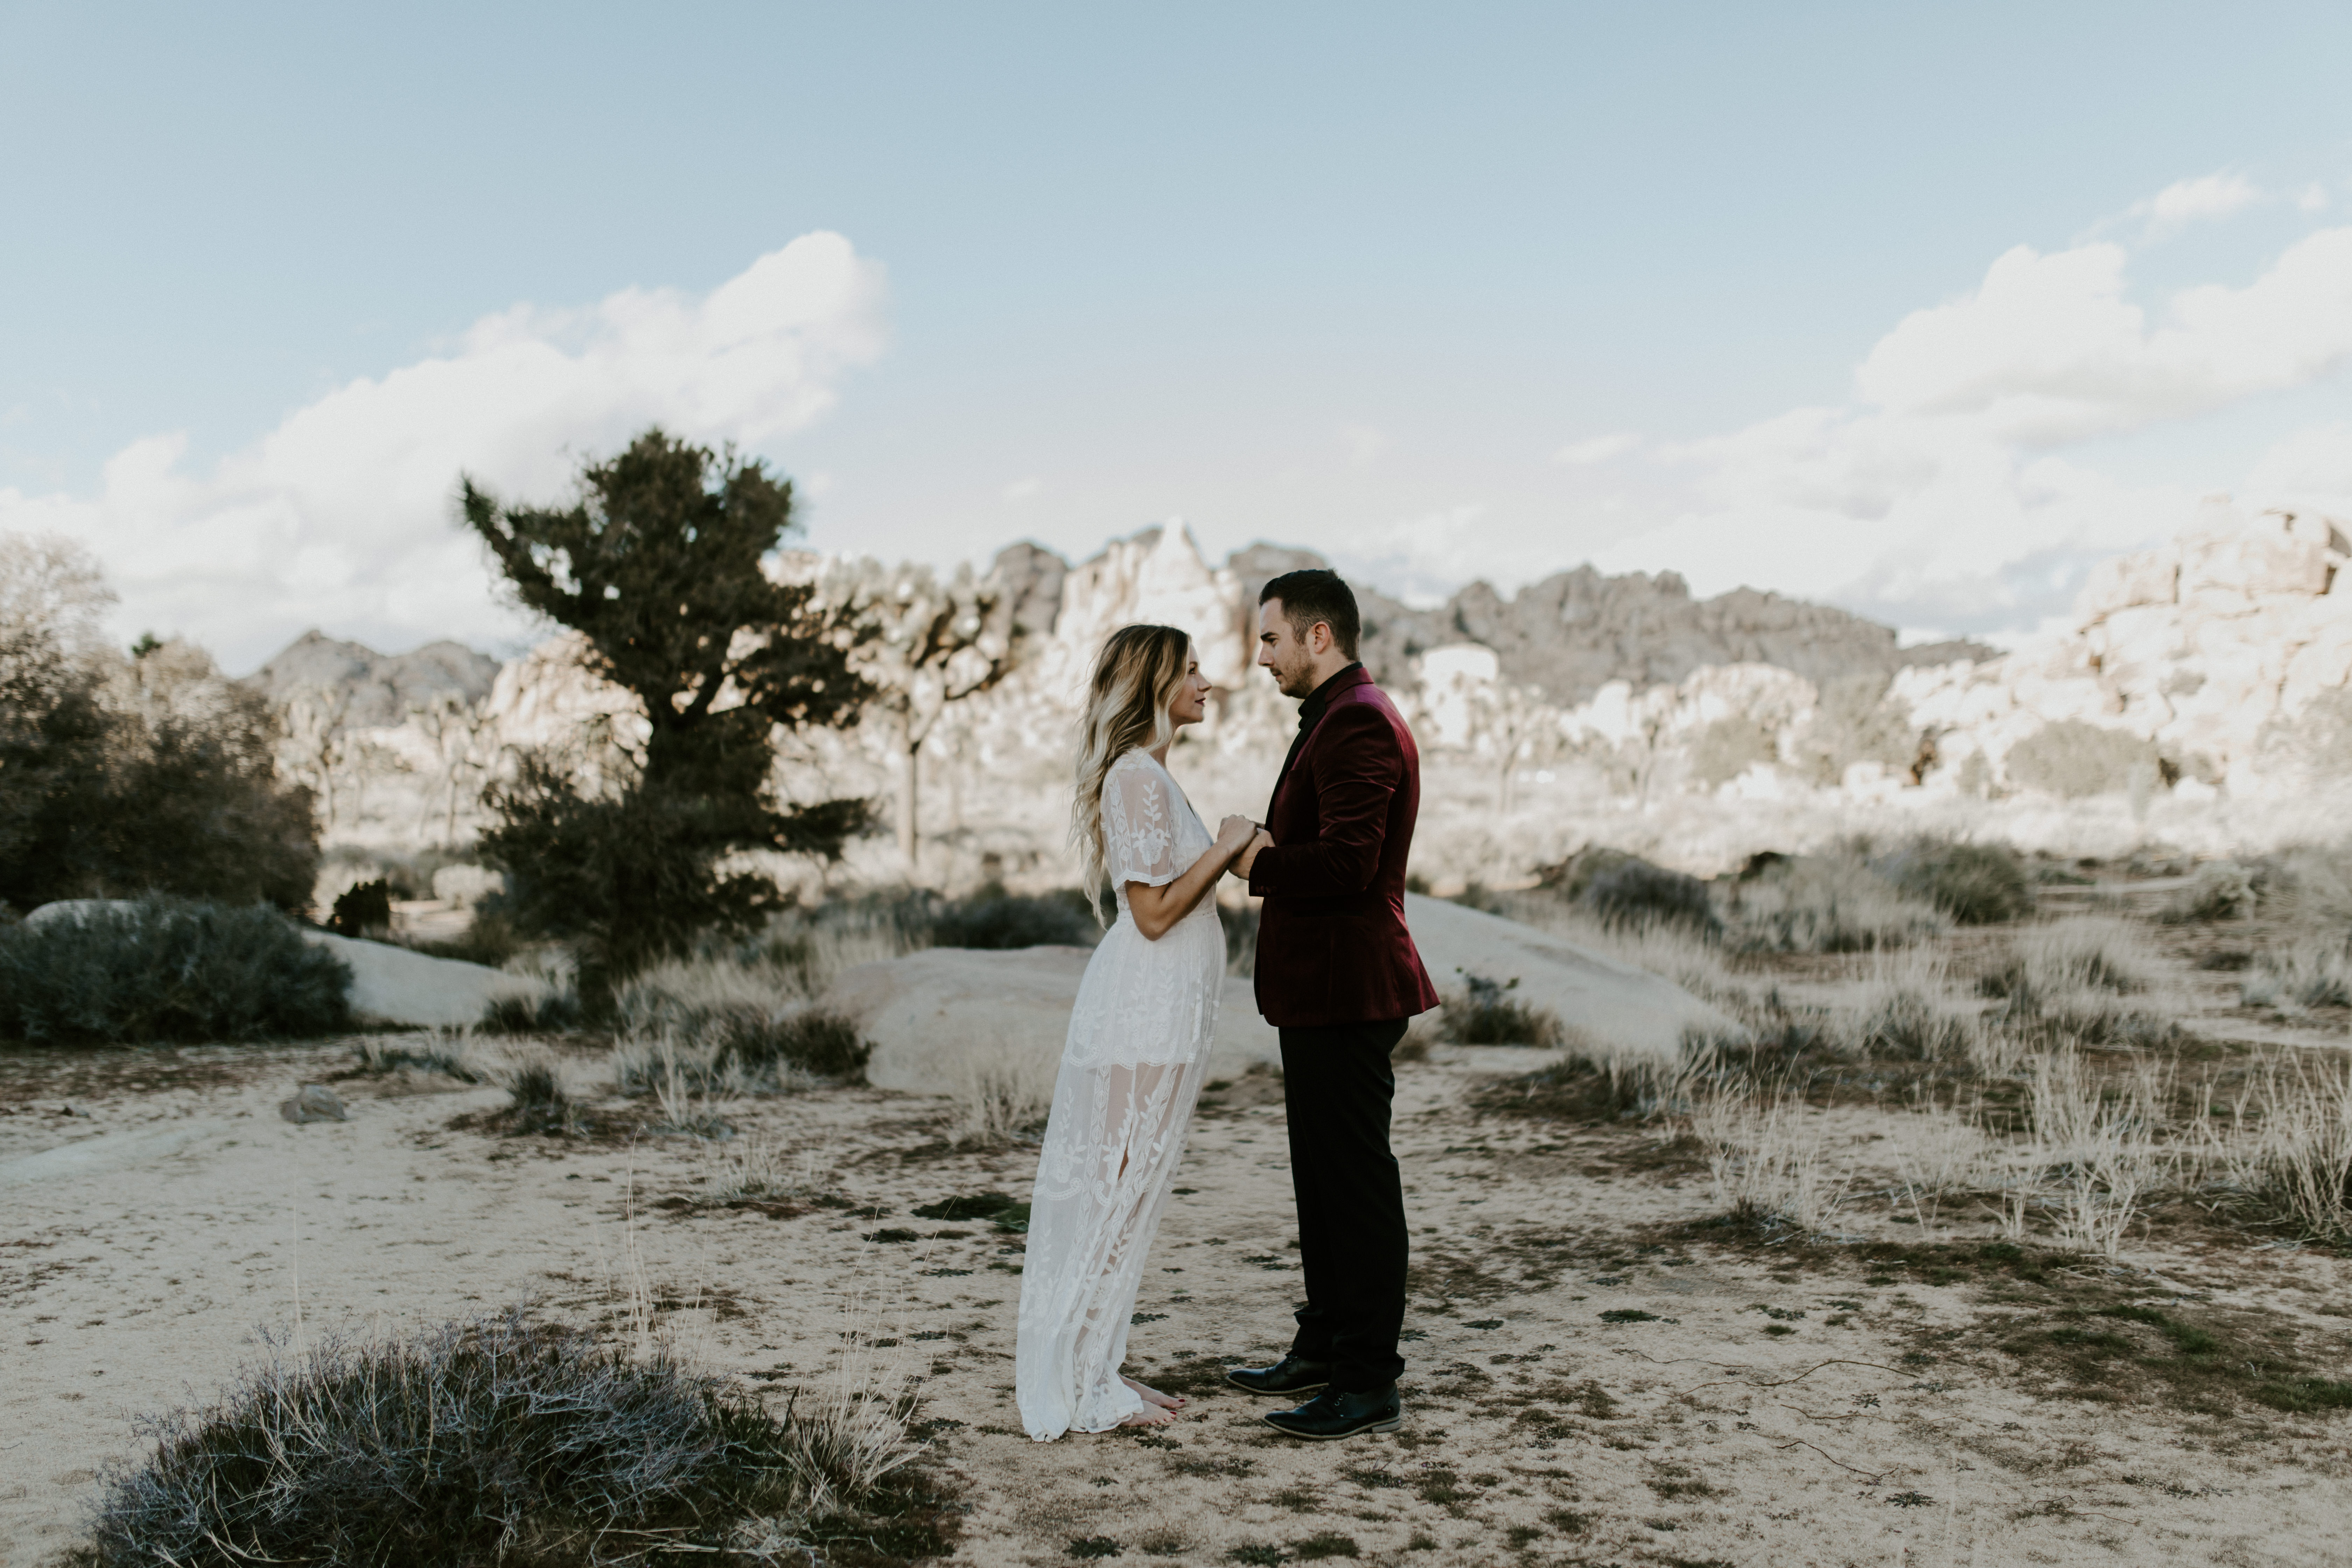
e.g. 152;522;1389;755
1214;814;1274;880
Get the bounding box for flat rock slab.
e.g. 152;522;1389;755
299;930;540;1029
1401;892;1737;1062
832;896;1730;1097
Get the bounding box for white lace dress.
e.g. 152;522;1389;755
1016;749;1225;1440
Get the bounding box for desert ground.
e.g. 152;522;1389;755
9;872;2352;1568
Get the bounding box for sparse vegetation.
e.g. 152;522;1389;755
1722;851;1948;953
1571;855;1721;937
1875;836;2033;925
2242;941;2352;1009
929;882;1099;949
0;897;350;1044
1438;972;1566;1046
2166;860;2258;923
70;1309;922;1568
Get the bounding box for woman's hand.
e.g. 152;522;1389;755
1215;814;1257;856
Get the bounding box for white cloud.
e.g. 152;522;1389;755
1595;223;2352;635
4;232;887;670
1554;433;1638;465
1002;476;1043;502
2139;171;2262;233
1854;227;2352;444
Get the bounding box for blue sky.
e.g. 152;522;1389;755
8;2;2352;668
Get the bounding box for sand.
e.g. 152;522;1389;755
7;1023;2352;1568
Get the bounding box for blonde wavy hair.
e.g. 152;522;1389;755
1070;624;1195;920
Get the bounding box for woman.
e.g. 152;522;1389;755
1016;625;1258;1438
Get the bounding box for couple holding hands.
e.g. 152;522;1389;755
1015;568;1440;1444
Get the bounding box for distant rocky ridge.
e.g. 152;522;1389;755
250;534;1978;737
984;528;1987;705
248;630;500;728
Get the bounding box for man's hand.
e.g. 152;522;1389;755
1234;828;1274;881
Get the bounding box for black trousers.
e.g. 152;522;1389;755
1278;1017;1410;1392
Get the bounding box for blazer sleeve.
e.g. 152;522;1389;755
1248;703;1401;899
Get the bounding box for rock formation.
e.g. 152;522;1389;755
1896;498;2352;800
246;629;499;729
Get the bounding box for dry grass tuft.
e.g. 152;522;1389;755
2203;1058;2352;1242
2028;1049;2166;1257
1828;949;1978;1063
1982;918;2180;1051
945;1037;1055;1148
2242;942;2352;1010
1691;1085;1854;1236
1721;853;1949;954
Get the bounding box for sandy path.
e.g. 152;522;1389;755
6;1042;2352;1566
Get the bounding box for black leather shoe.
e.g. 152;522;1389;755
1262;1383;1402;1440
1225;1354;1334;1396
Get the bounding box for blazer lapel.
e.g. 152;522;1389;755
1269;666;1374;806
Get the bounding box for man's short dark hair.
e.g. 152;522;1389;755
1258;568;1361;660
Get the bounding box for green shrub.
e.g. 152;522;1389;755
0;634;319;913
1574;859;1721;938
2164;861;2258;923
1725;854;1947;953
71;1310;909;1567
711;1005;872;1081
480;987;583;1035
1438;973;1564;1046
1876;838;2032;925
2004;720;2158;798
328;878;392;937
929;882;1097;948
0;898;349;1044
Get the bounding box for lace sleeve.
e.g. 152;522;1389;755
1101;757;1184;888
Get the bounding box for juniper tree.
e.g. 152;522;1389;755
461;430;874;985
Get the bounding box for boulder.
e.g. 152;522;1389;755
279;1084;349;1123
827;896;1733;1097
2076;548;2179;628
303;930;542;1029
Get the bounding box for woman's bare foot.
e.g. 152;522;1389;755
1117;1402;1177;1427
1123;1375;1185;1410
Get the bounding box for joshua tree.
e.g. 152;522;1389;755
1467;680;1564;815
461;429;874;987
823;560;1015;874
410;691;495;845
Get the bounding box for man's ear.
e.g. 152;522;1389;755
1308;620;1332;656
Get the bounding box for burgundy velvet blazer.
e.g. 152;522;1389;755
1247;667;1440;1028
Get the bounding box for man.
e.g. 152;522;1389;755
1226;568;1440;1441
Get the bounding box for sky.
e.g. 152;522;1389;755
6;2;2352;671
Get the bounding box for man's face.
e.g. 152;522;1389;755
1257;600;1320;699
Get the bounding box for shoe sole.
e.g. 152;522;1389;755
1225;1376;1328;1396
1260;1414;1403;1441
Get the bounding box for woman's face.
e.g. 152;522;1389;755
1167;646;1211;728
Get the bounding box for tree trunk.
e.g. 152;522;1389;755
1500;760;1516;816
898;742;922;874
